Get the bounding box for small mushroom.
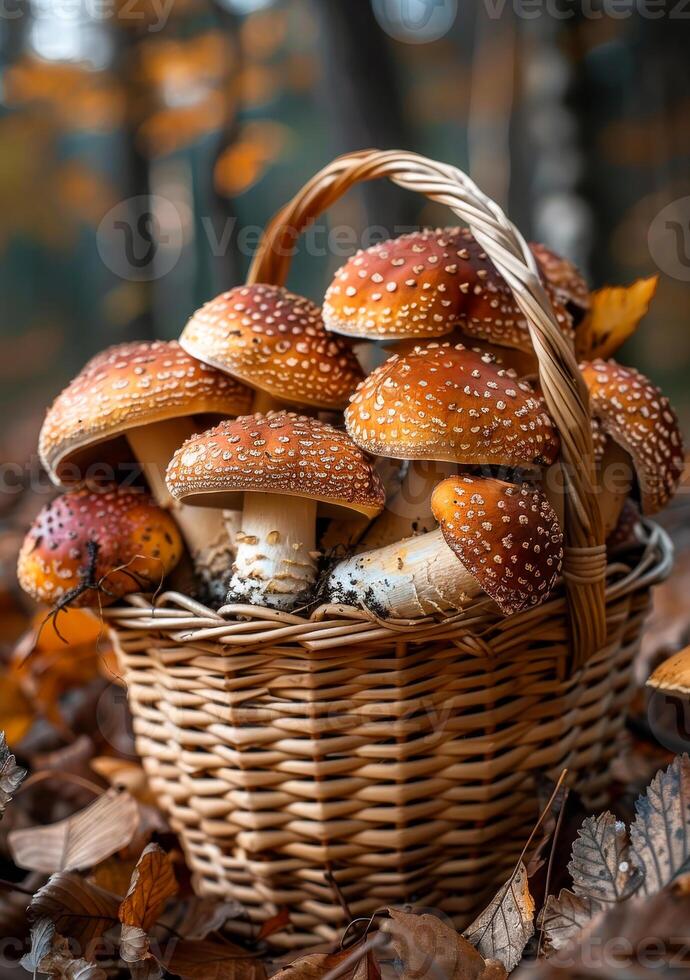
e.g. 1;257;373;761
647;645;690;699
38;340;251;604
323;227;576;353
580;359;684;531
326;475;563;619
17;486;183;609
345;342;560;547
166;411;385;611
179;283;364;414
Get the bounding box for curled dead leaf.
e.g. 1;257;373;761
30;871;120;948
8;789;139;872
575;275;658;360
0;731;26;818
630;753;690;894
568;812;639;904
163;938;266;980
539;889;600;954
119;843;178;966
383;908;507;980
464;863;535;973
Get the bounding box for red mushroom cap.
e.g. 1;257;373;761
580;359;684;515
17;486;183;607
529;242;590;319
166;411;385;519
345;343;560;467
179;284;363;409
39;340;252;487
431;475;564;615
323;227;573;351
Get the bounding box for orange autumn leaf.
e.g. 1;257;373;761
576;275;658;360
0;668;34;744
119;844;178;966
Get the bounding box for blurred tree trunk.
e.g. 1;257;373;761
309;0;417;234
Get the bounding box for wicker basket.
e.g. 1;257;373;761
103;151;673;948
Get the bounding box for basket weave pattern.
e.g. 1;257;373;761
103;151;672;947
107;526;669;948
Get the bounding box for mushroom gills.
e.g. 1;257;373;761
228;493;319;611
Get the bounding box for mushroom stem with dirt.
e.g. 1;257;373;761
38;340;252;605
327;476;563;619
344;343;560;548
166;412;385;612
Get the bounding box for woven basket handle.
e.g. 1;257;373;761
247;149;606;668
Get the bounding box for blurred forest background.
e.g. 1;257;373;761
1;0;689;471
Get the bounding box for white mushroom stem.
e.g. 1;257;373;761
326;528;480;619
228;493;319;611
359;460;454;550
126;419;236;602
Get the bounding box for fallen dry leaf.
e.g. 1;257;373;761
575;275;658;360
163;938;266;980
119;843;178;966
353;948;382;980
90;756;158;807
539;889;600;953
169;896;246;941
568;812;639;904
257;906;290;941
33;932;107;979
464;863;535;973
0;731;26;817
30;871;120;947
8;789;139;872
89;854;139;899
630;753;690;894
0;668;35;744
20;917;56;975
383;908;507;980
517;879;690;977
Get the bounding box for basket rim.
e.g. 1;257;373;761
102;520;671;653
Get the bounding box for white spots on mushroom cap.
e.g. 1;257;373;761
431;474;564;615
581;358;684;515
179;283;363;409
166;411;385;519
39;340;252;485
323;227;574;350
345;342;560;466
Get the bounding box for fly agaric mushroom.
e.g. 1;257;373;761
326;475;563;619
179;283;364;414
17;486;182;609
38;340;252;604
166;412;385;611
580;359;684;533
345;342;560;547
529;242;590;324
323;227;576;354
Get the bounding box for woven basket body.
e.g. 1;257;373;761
107;526;669;949
102;151;673;947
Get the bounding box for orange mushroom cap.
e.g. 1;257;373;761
17;486;183;607
179;284;364;409
323;227;574;350
166;411;385;519
345;343;560;467
39;340;252;487
431;475;564;615
580;359;684;515
529;242;590;319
